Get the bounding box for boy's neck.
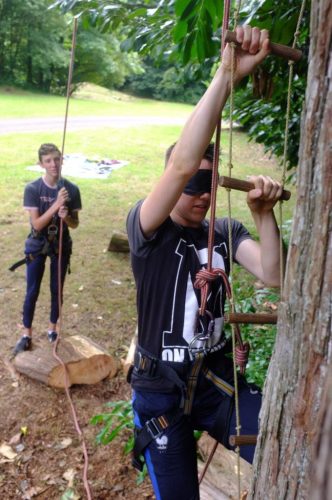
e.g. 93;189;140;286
43;173;59;188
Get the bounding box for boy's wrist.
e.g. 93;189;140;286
217;65;240;90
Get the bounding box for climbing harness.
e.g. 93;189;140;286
130;344;235;471
9;220;72;273
9;237;50;272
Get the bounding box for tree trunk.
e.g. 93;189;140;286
250;1;332;498
309;366;332;499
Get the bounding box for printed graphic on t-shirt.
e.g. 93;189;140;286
161;238;226;362
127;200;251;362
40;195;56;203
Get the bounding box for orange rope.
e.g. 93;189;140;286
198;0;231;487
202;0;230;316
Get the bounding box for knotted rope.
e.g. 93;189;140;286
194;267;249;373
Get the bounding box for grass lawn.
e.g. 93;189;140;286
0;85;296;386
0;83;193;119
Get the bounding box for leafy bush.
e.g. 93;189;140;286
229;68;307;170
122;58;208;104
224;281;280;388
90;400;147;484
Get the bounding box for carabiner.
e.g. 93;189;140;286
48;224;58;238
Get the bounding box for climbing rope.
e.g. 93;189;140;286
279;0;307;293
225;3;244;496
53;18;93;500
196;0;249;494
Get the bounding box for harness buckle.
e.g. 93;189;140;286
134;351;157;377
135;351;144;373
48;224;58;240
145;416;167;440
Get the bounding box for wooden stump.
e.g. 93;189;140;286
13;335;119;389
198;433;252;499
121;330;137;377
108;231;129;253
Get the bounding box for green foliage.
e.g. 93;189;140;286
0;0;69;91
75;28;143;89
91;400;134;451
90;400;147;484
229;72;306;168
52;0;222;66
0;0;143;93
281;218;293;246
241;287;280;387
224;281;280;388
227;1;310;169
122;58;208;104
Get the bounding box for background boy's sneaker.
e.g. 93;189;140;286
47;331;58;343
13;336;32;355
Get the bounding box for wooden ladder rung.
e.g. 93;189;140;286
229;434;257;446
224;30;302;62
219;175;291;201
224;313;278;324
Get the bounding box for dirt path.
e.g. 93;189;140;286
0;116;187;135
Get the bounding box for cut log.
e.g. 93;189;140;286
121;330;137;377
13;335;119;389
198;433;252;500
108;231;129;253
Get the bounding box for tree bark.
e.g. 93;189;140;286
250;1;332;498
309;366;332;499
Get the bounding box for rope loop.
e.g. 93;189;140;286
194;267;232;298
235;342;250;374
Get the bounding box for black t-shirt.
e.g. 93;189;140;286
127;200;252;364
24;177;81;240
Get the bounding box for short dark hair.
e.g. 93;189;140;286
164;142;215;168
38;143;61;162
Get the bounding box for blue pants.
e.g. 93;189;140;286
22;252;69;328
133;374;261;500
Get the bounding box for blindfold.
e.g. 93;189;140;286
183;169;213;195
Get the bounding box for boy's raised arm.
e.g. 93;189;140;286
139;26;270;237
